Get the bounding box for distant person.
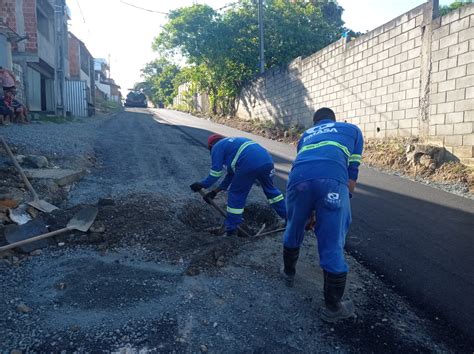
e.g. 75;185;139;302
282;107;364;323
190;134;286;236
2;91;29;124
0;66;17;93
0;94;13;125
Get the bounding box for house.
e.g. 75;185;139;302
67;31;95;115
1;0;69;114
94;58;122;104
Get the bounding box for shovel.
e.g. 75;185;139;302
0;206;98;253
0;136;58;213
198;190;252;238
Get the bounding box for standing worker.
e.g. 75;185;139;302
281;107;364;323
190;134;286;236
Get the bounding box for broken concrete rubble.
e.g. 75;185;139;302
23;168;87;187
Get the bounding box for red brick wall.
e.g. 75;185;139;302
23;0;37;53
1;0;17;30
68;34;80;78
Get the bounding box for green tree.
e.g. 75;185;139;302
153;0;348;114
439;1;472;16
135;58;180;106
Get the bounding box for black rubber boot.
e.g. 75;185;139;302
321;271;355;323
281;247;299;287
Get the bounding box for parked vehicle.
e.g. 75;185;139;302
124;91;147;108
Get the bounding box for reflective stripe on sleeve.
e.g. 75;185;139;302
209;169;224;177
227;206;245;214
268;194;284;204
349;154;362;163
231;141;257;171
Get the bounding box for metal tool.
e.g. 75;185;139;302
254;227;286;238
0;206;98;253
0;136;58;213
198;189;252;238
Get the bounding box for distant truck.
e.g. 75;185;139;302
124;91;147;108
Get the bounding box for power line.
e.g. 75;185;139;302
119;0;169;15
216;1;240;11
76;0;86;23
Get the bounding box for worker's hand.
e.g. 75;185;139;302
190;182;204;192
203;190;218;204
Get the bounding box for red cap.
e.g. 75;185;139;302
207;133;225;150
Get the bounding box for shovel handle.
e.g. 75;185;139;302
198;189;252;238
0;136;39;200
0;227;70;253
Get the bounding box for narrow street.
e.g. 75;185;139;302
0;109;472;352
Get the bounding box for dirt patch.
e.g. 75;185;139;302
363;138;474;194
41;193;281;276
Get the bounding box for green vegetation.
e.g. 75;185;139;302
134;58;180;107
439;0;473;16
139;0;350;115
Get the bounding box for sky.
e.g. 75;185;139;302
66;0;454;93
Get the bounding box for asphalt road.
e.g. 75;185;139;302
153;108;474;342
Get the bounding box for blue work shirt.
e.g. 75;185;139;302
288;119;364;189
200;137;273;190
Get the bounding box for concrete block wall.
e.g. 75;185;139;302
429;4;474;162
236;1;474;165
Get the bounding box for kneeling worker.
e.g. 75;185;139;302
190;134;286;236
282;107;364;323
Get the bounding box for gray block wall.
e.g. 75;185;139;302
236;1;474;165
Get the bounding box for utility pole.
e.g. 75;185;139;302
258;0;265;74
55;0;66;116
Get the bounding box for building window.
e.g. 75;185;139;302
37;9;50;40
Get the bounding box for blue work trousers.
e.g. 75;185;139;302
283;178;351;273
226;163;286;231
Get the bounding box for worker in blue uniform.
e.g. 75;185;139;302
282;107;364;323
190;134;286;236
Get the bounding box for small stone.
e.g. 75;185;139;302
24;155;49;168
30;250;42;256
17;303;32;313
89;221;106;233
200;345;208;352
216;256;225;267
10;350;22;354
381;318;388;322
56;282;66;290
213;322;218;328
58;242;65;247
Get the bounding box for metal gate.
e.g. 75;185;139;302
64;80;88;117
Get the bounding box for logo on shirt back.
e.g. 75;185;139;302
303;123;338;142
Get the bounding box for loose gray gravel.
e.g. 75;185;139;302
0;110;472;352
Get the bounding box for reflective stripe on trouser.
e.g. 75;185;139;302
225;163;286;231
283;178;351;273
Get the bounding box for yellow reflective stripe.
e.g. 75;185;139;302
349;154;362;163
231;141;257;171
227;206;244;214
299;141;350;157
210;169;223;177
268;194;284;204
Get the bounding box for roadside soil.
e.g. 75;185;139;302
0;110;472;352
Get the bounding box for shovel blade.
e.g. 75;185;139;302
28;199;59;213
4;218;49;253
67;206;98;232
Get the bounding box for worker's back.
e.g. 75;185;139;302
289;119;363;188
